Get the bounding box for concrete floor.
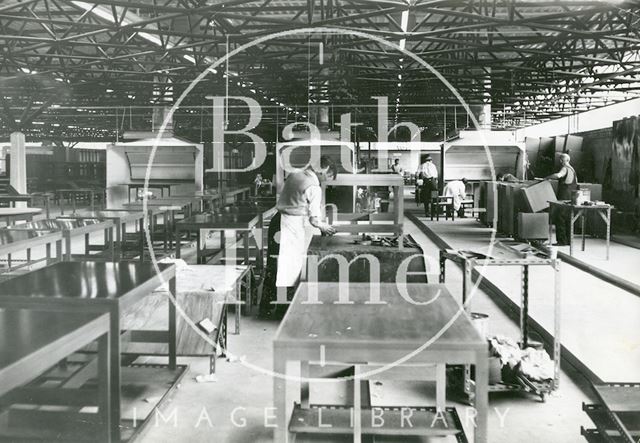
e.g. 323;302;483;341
420;216;640;383
2;200;602;442
137;204;596;443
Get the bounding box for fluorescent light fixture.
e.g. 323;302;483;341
399;39;406;51
106;88;114;93
32;121;44;125
401;10;409;32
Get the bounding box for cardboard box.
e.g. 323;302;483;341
517;213;549;240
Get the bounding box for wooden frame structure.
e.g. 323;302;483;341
323;173;404;237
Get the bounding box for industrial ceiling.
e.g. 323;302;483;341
0;0;639;141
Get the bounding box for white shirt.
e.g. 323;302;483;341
305;185;322;219
416;161;438;179
443;180;467;210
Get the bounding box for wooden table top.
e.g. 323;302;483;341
60;210;145;222
123;199;191;210
0;308;108;397
275;283;485;351
127;182;177;187
176;212;260;230
57;188;103;193
593;384;640;412
308;234;422;253
0;207;42;217
0;308;106;374
0;228;61;245
548;201;612;210
0;261;173;300
5;218;108;232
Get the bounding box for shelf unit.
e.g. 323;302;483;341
581;383;640;443
439;248;561;402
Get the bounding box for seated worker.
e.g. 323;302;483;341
545;153;578;245
391;159;404;176
443;178;468;218
259;155;337;319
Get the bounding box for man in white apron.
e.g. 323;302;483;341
259;156;337;318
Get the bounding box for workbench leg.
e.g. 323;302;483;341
581;212;586;252
97;329;112;443
436;363;446;411
553;260;561;390
139;218;145;262
109;308;121;442
273;354;288;443
606;208;611;260
353;365;362;443
569;208;574;256
474;353;488;443
65;237;71;261
521;265;529;347
235;280;240;334
168;275;177;370
439;253;445;284
90;191;95;211
300;361;309;408
176;228;182;259
108;228;115;262
116;223;123;260
243;231;250;265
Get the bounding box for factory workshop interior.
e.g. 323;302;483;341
0;1;640;442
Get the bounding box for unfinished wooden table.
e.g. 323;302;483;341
58;210;146;261
0;228;63;276
121;264;252;374
175;212;261;265
6;218;115;261
548;201;613;259
0;207;42;226
126;182;176;202
0;309;112;441
273;282;488;443
0;261;178;441
56;188;105;215
0;193;52;219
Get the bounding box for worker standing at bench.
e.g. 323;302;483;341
259;155;337;319
416;154;439;217
546;153;578;245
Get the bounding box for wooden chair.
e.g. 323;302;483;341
430;192;455;221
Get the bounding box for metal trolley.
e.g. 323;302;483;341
439;248;562;402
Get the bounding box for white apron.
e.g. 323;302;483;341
276;213;317;287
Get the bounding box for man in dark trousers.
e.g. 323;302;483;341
546;153;578;245
416;154;438;217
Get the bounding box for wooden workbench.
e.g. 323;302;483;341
306;234;428;283
273;282;488;443
0;309;112;441
0;261;180;441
